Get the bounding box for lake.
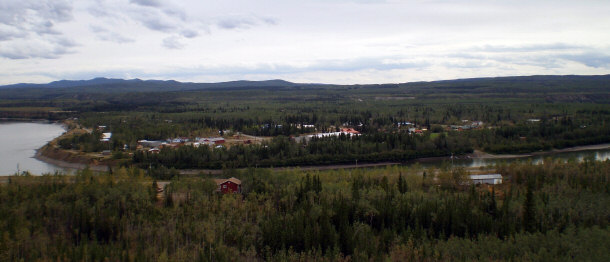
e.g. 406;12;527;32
0;122;68;175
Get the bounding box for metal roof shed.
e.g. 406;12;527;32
469;174;503;185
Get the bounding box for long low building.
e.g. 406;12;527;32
469;174;503;185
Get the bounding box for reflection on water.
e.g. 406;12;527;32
0;122;68;175
418;149;610;169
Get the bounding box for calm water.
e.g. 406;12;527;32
0;122;67;175
417;148;610;169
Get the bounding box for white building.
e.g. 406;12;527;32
100;132;112;142
469;174;503;185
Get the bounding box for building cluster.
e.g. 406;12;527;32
307;128;361;139
450;120;484;131
407;127;426;135
137;136;227;153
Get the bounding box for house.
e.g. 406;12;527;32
214;177;242;194
100;132;112;142
138;140;165;148
341;128;360;134
408;128;423;135
469;174;503;185
212;138;225;144
148;148;160;154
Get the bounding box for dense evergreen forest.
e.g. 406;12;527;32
1;160;608;260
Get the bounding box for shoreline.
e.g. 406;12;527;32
31;119;110;174
34;148;109;172
31;123;610;175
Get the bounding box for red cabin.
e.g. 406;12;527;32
214;177;242;194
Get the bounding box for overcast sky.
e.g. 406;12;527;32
1;0;610;85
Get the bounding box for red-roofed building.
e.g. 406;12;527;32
214;177;242;194
341;128;360;134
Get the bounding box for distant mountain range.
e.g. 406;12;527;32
0;77;301;90
3;75;609;90
0;75;609;101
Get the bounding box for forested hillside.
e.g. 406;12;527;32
1;160;608;260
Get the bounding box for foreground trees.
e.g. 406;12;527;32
0;160;609;261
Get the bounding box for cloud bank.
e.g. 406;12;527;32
1;0;609;84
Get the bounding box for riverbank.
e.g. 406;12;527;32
469;143;610;159
33;119;113;173
33;121;610;175
34;147;109;172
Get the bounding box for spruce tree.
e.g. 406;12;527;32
523;181;536;232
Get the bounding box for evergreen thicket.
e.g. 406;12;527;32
1;160;608;261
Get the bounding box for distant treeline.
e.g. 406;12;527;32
463;120;610;154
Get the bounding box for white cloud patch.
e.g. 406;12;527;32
0;0;76;59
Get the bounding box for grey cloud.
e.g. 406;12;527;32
442;60;494;69
162;37;184;49
90;26;134;43
38;1;73;22
217;18;256;30
140;17;177;32
0;36;77;59
475;43;582;53
100;33;135;44
0;0;73;35
447;43;610;70
0;26;27;41
216;16;278;30
0;0;76;59
560;52;610;68
181;30;199;38
130;0;162;7
128;0;186;21
447;52;562;69
306;57;429;72
262;17;278;25
165;57;431;77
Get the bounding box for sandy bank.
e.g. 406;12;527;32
35;148;109;172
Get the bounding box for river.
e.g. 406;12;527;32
416;148;610;169
1;122;608;175
0;121;68;175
